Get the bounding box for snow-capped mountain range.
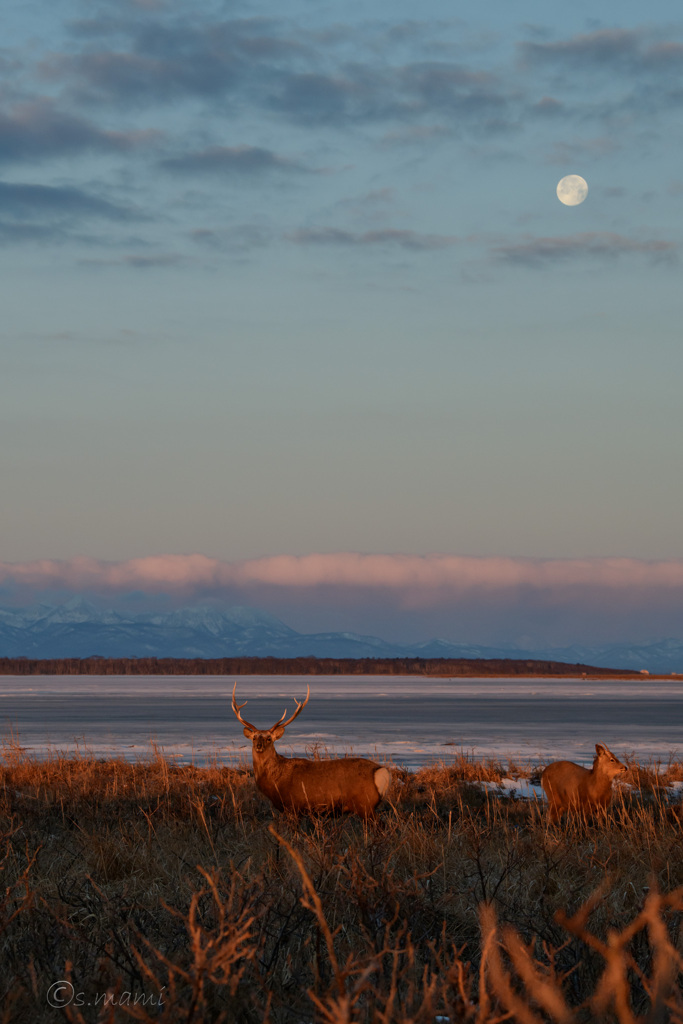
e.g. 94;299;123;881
0;597;682;672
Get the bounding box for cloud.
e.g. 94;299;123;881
3;553;683;601
286;227;458;250
48;18;305;107
27;12;683;150
531;96;564;116
268;72;366;124
0;181;138;221
117;252;183;267
380;124;452;146
0;221;84;245
493;232;677;267
397;62;509;117
520;28;683;74
269;62;512;130
6;553;683;646
78;252;185;268
189;224;273;252
160;145;310;176
49;13;515;134
518;28;683;125
0;100;154;163
520;29;643;70
329;188;397;226
52;48;239;105
545;136;620;165
0;180;145;248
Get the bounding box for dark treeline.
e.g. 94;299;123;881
0;655;638;677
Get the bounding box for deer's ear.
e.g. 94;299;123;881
271;725;286;740
243;727;256;740
595;743;606;755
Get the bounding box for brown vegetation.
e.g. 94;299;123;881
0;745;682;1022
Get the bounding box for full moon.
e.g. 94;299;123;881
556;174;588;206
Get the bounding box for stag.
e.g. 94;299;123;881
232;683;391;816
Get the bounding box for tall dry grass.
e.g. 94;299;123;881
0;746;681;1022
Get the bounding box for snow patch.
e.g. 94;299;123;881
479;779;546;801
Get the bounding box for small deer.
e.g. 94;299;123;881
231;683;391;817
541;743;628;822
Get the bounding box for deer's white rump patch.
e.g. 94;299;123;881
374;767;391;796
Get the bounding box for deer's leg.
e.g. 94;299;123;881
546;801;561;824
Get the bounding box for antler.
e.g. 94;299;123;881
270;686;310;732
231;682;258;732
232;682;311;733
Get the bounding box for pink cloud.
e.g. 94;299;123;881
2;553;683;601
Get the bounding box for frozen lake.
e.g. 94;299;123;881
0;674;681;769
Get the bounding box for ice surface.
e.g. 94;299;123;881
0;674;681;768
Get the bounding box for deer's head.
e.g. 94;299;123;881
594;743;628;779
232;683;310;753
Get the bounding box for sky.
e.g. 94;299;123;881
1;0;683;646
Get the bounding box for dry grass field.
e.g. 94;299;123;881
0;745;682;1023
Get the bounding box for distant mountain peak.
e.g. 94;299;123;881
36;597;106;625
0;596;681;671
218;605;295;633
0;598;127;632
149;604;296;637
